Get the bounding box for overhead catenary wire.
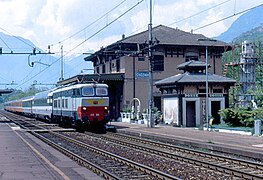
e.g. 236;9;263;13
14;0;145;89
131;0;232;40
62;0;144;57
168;0;232;26
2;0;229;88
50;0;128;46
13;1;263;89
193;3;263;32
64;2;263;73
41;0;147;84
0;36;12;52
0;27;39;51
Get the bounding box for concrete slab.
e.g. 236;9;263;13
0;122;103;180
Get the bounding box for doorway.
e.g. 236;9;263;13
186;101;196;127
211;101;221;124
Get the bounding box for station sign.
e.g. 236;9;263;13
136;71;149;78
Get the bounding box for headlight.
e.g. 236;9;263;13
104;107;108;110
83;107;87;111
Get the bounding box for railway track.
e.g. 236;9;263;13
38;131;180;180
3;111;263;179
1;111;180;179
0;111;73;132
79;132;263;179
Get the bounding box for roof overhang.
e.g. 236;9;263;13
0;89;13;95
57;73;125;86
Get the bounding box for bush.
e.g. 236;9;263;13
220;108;243;127
219;107;256;127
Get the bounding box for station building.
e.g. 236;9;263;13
155;60;235;127
59;25;233;124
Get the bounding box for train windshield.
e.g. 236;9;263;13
96;87;108;96
82;87;95;96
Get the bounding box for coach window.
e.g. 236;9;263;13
54;100;57;108
65;99;68;108
82;87;94;96
96;87;108;96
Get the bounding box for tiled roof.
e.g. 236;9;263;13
119;25;228;47
85;25;230;62
177;60;210;70
155;72;235;86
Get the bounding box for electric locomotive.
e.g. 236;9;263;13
50;83;110;132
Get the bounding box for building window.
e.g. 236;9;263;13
116;59;120;72
213;88;223;93
185;52;198;62
109;57;112;72
198;89;206;94
138;57;145;61
165;48;171;57
152;54;164;71
96;66;100;74
102;64;105;73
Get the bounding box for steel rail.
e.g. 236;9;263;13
49;131;180;180
0;111;120;179
90;132;263;180
31;131;120;180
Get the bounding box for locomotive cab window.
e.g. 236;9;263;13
82;87;94;96
73;89;81;96
96;87;108;96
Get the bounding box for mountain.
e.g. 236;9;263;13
0;32;92;90
215;5;263;42
232;24;263;43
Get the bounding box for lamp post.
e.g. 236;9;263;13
205;46;209;130
198;38;217;130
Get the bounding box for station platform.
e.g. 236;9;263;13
0;121;102;180
110;122;263;159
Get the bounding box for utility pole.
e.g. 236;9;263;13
205;46;209;130
60;45;64;81
198;38;217;130
148;0;154;128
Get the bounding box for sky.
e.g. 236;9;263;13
0;0;262;58
0;0;262;89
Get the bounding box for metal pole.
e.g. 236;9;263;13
148;0;153;128
61;45;64;81
205;46;209;130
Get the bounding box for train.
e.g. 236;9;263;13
4;83;112;132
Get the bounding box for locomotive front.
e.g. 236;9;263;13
77;84;110;131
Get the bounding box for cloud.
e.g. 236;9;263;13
0;0;262;54
129;0;237;37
